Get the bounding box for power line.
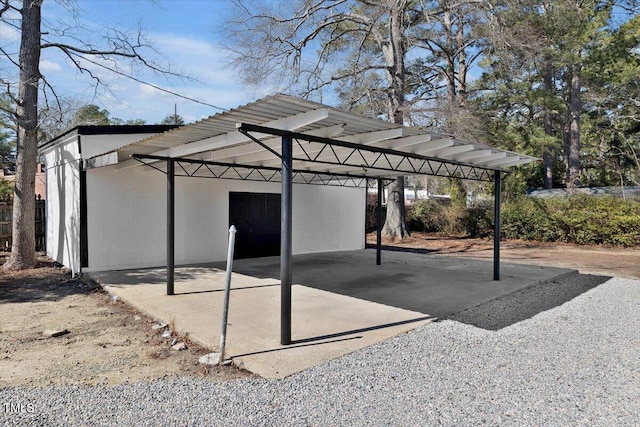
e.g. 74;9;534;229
69;52;228;112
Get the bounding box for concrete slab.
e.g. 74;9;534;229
90;249;574;379
214;250;575;318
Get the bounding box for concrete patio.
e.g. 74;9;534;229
90;249;575;378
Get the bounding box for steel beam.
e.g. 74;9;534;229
237;123;497;177
281;134;293;345
493;170;501;281
167;159;175;295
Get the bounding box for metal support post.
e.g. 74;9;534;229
493;170;501;281
376;178;382;265
167;159;175;295
281;134;293;345
218;225;237;362
364;180;369;248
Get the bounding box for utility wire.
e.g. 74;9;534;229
70;52;229;112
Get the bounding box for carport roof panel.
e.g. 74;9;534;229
133;94;407;147
112;94;538;177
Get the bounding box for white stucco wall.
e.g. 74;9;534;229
42;134;81;275
41;130;181;275
84;166;365;271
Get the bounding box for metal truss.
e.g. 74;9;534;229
132;155;394;188
237;123;498;182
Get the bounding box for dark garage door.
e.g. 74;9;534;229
229;192;281;259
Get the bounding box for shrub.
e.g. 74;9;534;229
501;195;640;247
367;193;640;247
461;202;493;238
407;199;448;232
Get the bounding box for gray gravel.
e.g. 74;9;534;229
2;276;639;426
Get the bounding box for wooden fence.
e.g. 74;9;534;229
0;195;46;252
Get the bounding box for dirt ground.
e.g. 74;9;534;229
0;254;253;388
366;232;640;279
1;236;638;388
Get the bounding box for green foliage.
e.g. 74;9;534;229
501;195;640;247
405;199;494;238
72;104;110;126
365;201;385;233
448;178;467;208
473;1;640;189
159;114;185;125
461;202;494;238
0;178;13;197
407;199;448;233
373;195;640;247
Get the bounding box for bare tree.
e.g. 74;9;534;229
225;0;488;238
0;0;186;270
224;0;415;237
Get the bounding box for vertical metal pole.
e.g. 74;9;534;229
167;159;175;295
218;225;237;363
493;170;501;281
281;134;293;345
376;178;382;266
364;180;369;249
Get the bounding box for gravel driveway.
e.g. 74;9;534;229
2;276;639;426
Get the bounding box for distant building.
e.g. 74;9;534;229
528;186;640;199
0;163;46;200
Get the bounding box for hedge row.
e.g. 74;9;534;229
501;195;640;247
370;195;640;247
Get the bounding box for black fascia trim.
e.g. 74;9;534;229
38;125;182;151
78;134;88;269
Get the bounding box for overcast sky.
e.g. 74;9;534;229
1;0;257;125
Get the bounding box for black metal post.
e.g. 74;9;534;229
493;170;501;281
376;178;382;266
364;180;369;249
167;159;175;295
281;134;293;345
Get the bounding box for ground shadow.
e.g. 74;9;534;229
229;336;363;359
229;315;432;359
90;265;227;288
0;268;101;303
213;251;580;320
444;272;611;330
365;242;495;255
174;283;280;295
291;316;433;344
365;243;438;255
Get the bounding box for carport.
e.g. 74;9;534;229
88;94;537;346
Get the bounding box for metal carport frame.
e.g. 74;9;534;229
93;94;537;345
134;124;511;345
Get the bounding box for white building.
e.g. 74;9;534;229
40;123;365;276
40;94;535;286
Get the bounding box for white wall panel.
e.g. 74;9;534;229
292;185;365;254
81;133;162;159
85;167;365;271
43;135;81;275
85;166;166;270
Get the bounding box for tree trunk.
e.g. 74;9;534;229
456;12;467;108
381;177;409;239
4;0;42;271
542;56;554;189
443;9;456;104
381;2;409;239
382;1;406;124
567;63;581;188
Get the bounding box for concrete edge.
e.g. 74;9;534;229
89;274;217;352
440;269;580;322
